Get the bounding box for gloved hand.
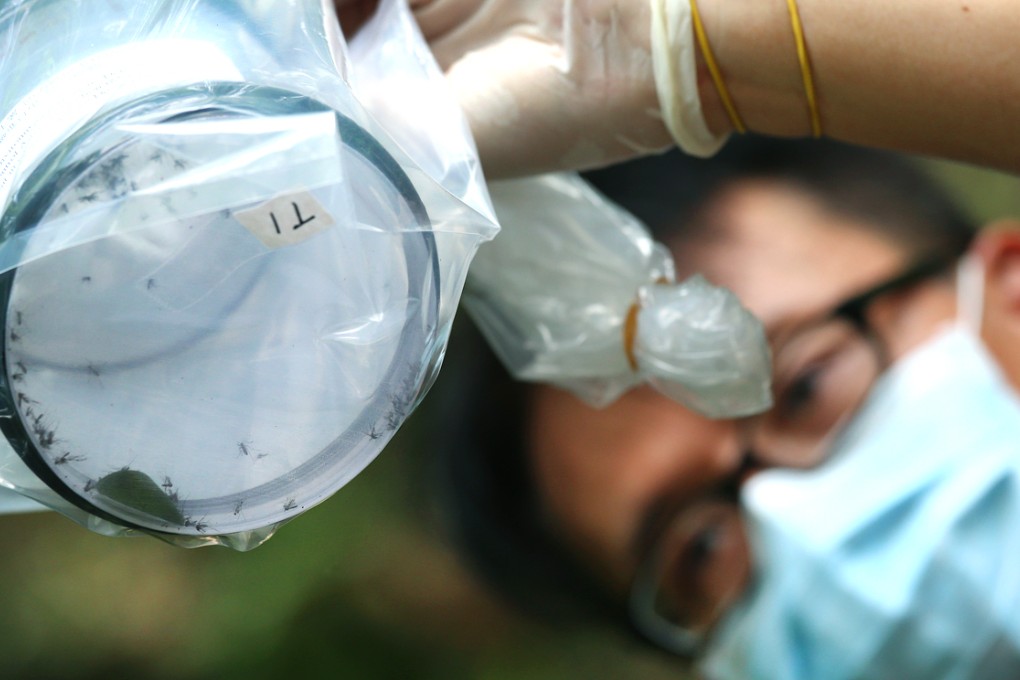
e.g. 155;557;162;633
411;0;728;178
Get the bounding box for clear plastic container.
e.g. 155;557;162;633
0;0;498;548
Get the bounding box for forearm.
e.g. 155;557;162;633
697;0;1020;173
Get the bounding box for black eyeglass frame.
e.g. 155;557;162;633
830;254;960;366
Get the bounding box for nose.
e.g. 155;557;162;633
674;409;749;486
705;415;780;489
737;409;841;471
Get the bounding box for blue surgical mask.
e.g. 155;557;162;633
701;259;1020;680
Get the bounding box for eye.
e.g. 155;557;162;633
649;503;751;632
756;317;880;466
681;522;724;574
769;317;860;430
775;362;824;420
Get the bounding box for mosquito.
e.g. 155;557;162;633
11;360;26;383
185;516;209;533
16;393;38;408
36;428;56;450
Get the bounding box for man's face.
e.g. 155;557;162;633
526;179;960;611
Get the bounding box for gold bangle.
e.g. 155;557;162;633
689;0;746;134
785;0;822;137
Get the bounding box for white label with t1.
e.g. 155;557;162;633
233;192;337;249
0;39;244;210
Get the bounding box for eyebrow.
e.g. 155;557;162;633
628;452;754;567
832;255;953;329
763;253;946;353
630;478;738;566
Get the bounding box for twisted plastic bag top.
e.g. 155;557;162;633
464;173;771;418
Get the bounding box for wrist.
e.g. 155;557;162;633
694;0;818;138
650;0;730;157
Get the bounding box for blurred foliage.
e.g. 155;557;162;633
923;157;1020;223
0;411;683;680
0;154;1013;680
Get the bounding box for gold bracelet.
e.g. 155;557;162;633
786;0;822;137
689;0;746;134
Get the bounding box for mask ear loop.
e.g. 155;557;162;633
956;253;986;336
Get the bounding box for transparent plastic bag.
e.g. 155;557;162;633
0;0;498;549
464;173;771;418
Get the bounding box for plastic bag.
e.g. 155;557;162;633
0;0;498;548
463;173;771;418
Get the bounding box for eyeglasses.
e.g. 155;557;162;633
628;255;957;658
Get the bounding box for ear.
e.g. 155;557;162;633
971;221;1020;314
972;222;1020;392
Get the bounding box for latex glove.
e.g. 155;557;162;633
411;0;678;177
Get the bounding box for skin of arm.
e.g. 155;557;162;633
340;0;1020;175
696;0;1020;174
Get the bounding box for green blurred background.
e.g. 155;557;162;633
0;406;683;680
0;156;1015;680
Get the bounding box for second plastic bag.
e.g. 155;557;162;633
464;173;770;418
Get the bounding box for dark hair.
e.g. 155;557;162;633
426;320;628;626
581;137;976;262
426;137;977;633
